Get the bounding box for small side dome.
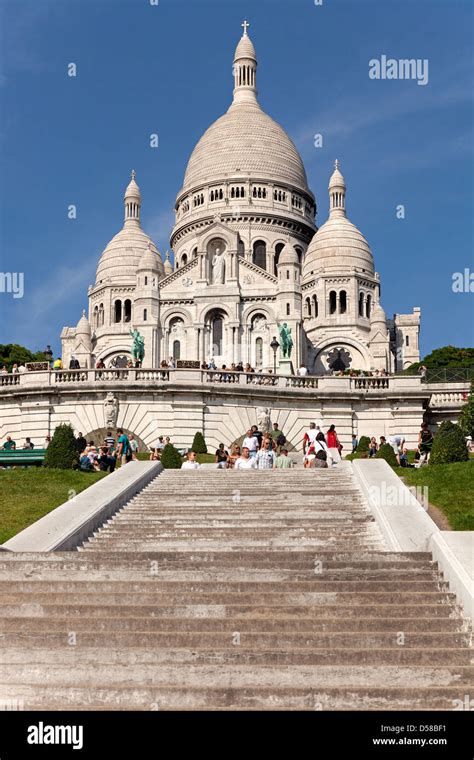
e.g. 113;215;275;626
76;310;91;334
278;241;299;265
370;302;387;326
137;241;162;272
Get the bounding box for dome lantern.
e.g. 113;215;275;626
329;159;346;218
232;20;258;108
124;169;141;226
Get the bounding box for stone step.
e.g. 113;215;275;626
0;598;459;618
4;646;471;667
0;683;469;711
0;589;456;605
0;575;448;591
0;608;465;632
0;629;468;649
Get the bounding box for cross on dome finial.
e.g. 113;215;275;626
242;19;250;35
131;169;136;181
334;159;340;170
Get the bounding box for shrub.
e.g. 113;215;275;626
160;443;182;469
459;382;474;439
356;436;371;453
44;423;79;469
374;443;398;467
430;421;469;465
191;431;208;454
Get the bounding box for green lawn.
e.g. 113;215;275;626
400;460;474;531
0;469;107;544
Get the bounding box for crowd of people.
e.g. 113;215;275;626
75;429;140;472
350;423;436;466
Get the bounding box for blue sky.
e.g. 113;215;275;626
0;0;473;357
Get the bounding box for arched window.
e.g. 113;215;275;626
313;295;318;318
93;305;99;327
329;291;337;315
286;303;290;316
295;246;303;264
286;270;290;280
114;300;122;323
366;295;372;318
99;303;104;326
144;276;148;286
124;299;132;323
192;247;198;258
253;240;267;270
305;297;311;318
212;314;223;356
238;239;245;257
173;340;180;361
143;309;147;321
339;290;347;314
256;337;263;367
274;242;284;276
181;253;187;267
359;292;364;317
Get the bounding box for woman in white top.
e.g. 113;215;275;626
181;451;201;470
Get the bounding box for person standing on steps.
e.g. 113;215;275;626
116;429;131;466
256;438;276;469
326;424;342;464
234;446;257;469
243;429;259;459
182;451;201;470
275;448;293;468
303;422;319;455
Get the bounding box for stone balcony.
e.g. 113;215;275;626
0;368;425;395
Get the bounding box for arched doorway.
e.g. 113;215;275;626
205;308;227;362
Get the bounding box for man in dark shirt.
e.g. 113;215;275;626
251;425;263;449
215;443;229;468
76;432;87;454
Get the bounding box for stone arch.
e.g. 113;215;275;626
312;338;371;375
160;306;193;329
82;427;148;453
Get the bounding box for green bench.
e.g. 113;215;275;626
0;448;47;467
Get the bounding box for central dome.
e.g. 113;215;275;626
182;102;309;193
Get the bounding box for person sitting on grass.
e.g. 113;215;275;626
399;448;414;468
98;446;116;473
215;443;229;469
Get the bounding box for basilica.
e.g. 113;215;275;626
61;24;420;374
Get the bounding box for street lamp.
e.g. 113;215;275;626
270;336;279;375
43;345;53;363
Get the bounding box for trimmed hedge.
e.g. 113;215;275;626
160;443;182;469
356;436;371;453
430;421;469;465
191;431;208;454
374;443;398;468
44;423;79;470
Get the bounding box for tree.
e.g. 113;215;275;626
160;443;182;469
0;344;48;372
459;382;474;439
430;421;469;465
44;423;79;469
191;431;208;454
374;443;399;468
405;346;474;375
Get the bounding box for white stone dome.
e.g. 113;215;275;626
96;227;164;284
370;302;387;325
181;102;309;193
76;310;90;334
303;215;374;278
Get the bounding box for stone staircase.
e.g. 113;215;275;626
0;467;471;710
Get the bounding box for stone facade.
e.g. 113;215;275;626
60;26;420;375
